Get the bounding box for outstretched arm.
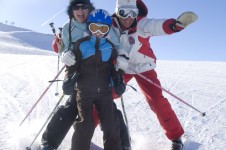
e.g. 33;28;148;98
163;11;198;34
138;11;198;36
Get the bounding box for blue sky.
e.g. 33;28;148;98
1;0;226;62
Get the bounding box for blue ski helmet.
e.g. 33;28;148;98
87;9;112;27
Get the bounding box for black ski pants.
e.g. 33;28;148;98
71;90;121;150
41;93;130;149
41;92;77;149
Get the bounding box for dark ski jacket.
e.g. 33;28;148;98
64;35;118;93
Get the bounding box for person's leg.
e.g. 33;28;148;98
41;92;78;149
93;73;133;149
71;91;95;150
95;91;121;150
134;70;184;140
92;101;130;150
91;74;133;149
81;91;130;149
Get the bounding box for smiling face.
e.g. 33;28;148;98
118;16;135;29
72;4;89;23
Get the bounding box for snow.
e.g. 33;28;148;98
1;24;226;150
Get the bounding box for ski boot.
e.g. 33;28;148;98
171;138;184;150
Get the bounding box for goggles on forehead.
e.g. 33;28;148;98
88;23;109;34
72;4;89;10
117;8;139;19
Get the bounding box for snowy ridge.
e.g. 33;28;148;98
0;22;31;32
0;23;55;54
1;23;226;150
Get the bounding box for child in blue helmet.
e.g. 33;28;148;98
69;9;122;150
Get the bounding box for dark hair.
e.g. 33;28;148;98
67;0;95;19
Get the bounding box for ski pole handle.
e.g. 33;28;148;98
58;27;63;38
49;22;56;34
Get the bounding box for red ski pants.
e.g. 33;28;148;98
93;69;184;140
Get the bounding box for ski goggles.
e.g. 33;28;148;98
88;23;109;34
117;8;139;19
72;4;89;10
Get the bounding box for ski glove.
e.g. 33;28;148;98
112;70;126;96
116;54;129;71
171;11;198;32
61;50;76;66
62;72;79;95
52;35;64;53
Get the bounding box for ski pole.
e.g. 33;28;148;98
54;28;63;96
48;79;63;82
126;84;137;92
49;23;61;96
55;54;60;96
120;96;132;149
120;96;129;126
135;71;206;116
19;65;66;127
25;94;65;150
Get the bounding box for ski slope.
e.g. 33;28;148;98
1;24;226;150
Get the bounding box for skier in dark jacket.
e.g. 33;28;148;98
69;9;122;150
40;0;129;150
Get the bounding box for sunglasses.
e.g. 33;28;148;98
89;23;109;34
118;8;139;19
72;4;89;10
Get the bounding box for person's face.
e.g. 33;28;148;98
118;16;135;29
72;4;89;23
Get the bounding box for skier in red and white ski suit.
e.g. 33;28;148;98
110;0;197;149
60;0;197;149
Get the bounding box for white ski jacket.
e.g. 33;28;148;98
112;0;178;74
